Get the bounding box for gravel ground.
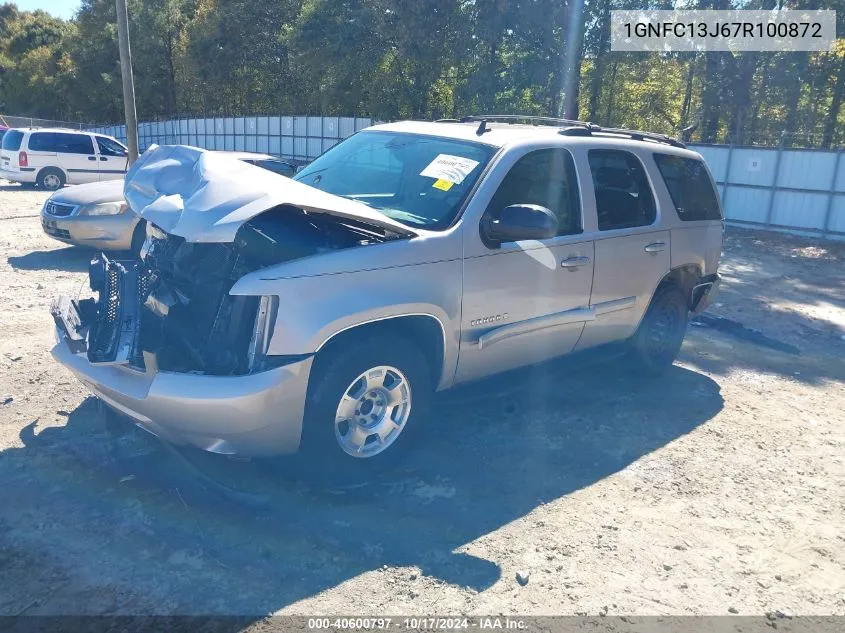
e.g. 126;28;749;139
0;181;843;618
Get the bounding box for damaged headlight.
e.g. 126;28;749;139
77;201;128;216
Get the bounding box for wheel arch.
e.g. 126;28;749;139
313;314;447;389
655;263;703;309
35;165;66;189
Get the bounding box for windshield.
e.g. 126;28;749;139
294;130;495;230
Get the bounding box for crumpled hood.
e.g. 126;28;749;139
123;145;415;242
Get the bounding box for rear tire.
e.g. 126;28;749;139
300;335;432;479
629;284;689;375
36;167;65;191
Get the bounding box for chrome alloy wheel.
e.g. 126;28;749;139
334;365;412;458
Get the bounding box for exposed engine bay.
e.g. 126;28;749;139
52;206;399;375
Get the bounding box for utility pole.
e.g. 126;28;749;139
115;0;139;164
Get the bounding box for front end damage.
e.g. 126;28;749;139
55;206;393;376
49;146;411;455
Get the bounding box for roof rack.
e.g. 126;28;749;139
446;114;686;148
559;123;686;148
457;114;592;127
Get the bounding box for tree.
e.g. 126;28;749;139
0;0;842;149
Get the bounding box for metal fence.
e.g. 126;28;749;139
0;114;90;130
71;115;845;242
689;143;845;241
87;115;375;161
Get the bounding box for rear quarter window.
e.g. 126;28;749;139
2;130;24;151
653;154;722;221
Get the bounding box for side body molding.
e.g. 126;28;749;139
477;296;636;350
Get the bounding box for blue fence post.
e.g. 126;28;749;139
822;150;842;238
720;143;734;210
764;131;787;228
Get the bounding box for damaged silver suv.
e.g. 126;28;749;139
50;117;722;465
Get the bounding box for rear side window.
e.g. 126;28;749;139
653;154;722;221
488;148;582;236
588;150;656;231
54;133;94;155
2;130;24;151
28;132;56;152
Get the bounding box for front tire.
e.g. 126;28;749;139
37;167;65;191
301;335;432;474
629;284;689;375
130;220;146;256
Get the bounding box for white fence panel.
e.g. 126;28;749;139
88;114;374;163
690;143;845;240
829;197;845;233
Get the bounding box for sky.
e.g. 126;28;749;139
13;0;80;20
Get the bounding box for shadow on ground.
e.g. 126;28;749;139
0;352;722;618
7;246;93;272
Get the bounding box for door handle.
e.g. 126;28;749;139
561;256;591;269
87;156;96;161
99;157;107;161
644;242;667;253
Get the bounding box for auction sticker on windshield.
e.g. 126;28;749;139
420;154;480;184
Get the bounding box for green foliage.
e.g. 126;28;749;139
0;0;843;147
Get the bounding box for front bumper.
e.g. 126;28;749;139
41;210;138;250
52;329;313;456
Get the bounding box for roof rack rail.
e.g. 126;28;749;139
450;114;686;148
560;124;686;148
458;114;593;128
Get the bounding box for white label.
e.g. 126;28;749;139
419;154;480;184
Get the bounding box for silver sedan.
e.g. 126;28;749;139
40;152;303;252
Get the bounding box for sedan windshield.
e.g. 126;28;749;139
294;130;495;230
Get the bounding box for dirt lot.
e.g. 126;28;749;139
1;181;844;619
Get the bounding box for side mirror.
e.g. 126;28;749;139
481;204;559;244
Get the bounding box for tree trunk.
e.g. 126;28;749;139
782;0;816;146
680;54;696;129
164;30;179;115
699;52;723;143
586;0;610;121
747;53;772;145
562;0;585;120
698;0;730;142
549;61;563;117
604;60;619;125
727;52;759;145
782;52;808;147
822;53;845;148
